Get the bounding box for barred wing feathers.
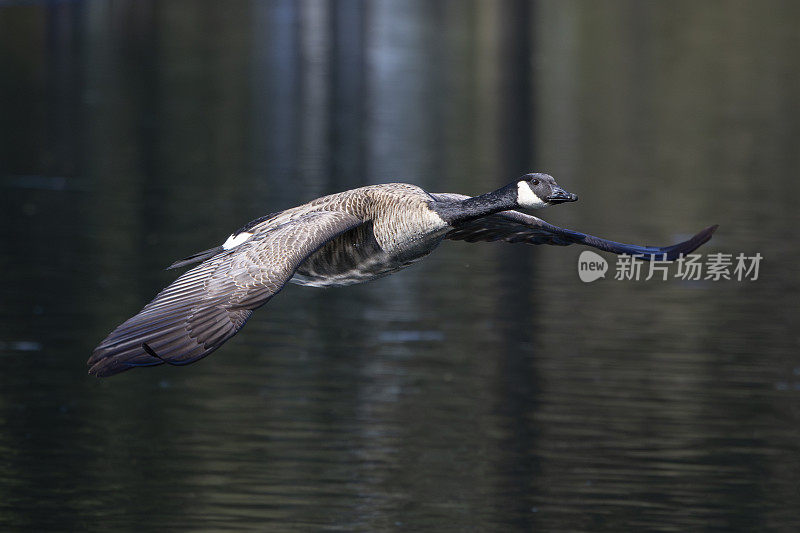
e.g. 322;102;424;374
88;211;363;377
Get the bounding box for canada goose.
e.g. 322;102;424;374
88;173;717;377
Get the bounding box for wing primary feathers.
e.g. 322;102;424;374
444;206;717;261
142;342;192;367
89;211;363;377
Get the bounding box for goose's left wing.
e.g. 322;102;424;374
88;211;363;377
432;193;717;260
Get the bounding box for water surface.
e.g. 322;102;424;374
1;1;799;531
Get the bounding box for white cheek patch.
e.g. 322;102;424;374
222;232;253;250
516;181;547;209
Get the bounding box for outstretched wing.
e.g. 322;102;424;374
432;193;717;260
88;211;363;377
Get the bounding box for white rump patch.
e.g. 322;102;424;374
516;181;547;209
222;232;253;250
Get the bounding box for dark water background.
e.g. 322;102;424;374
1;1;799;531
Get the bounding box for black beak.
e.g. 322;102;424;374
546;187;578;204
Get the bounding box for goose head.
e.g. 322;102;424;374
515;173;578;210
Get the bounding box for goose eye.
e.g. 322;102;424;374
531;179;539;186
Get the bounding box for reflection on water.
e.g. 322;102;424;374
1;1;799;530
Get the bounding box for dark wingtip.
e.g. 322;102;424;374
87;367;109;377
87;360;104;377
87;357;138;378
688;224;718;250
87;355;113;378
662;224;718;260
87;349;102;377
87;346;134;378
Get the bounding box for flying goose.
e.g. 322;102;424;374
88;173;717;377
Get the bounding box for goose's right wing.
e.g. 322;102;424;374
432;193;717;260
88;211;363;377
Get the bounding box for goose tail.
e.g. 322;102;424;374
166;246;225;270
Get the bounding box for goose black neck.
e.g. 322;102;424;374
434;183;517;226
